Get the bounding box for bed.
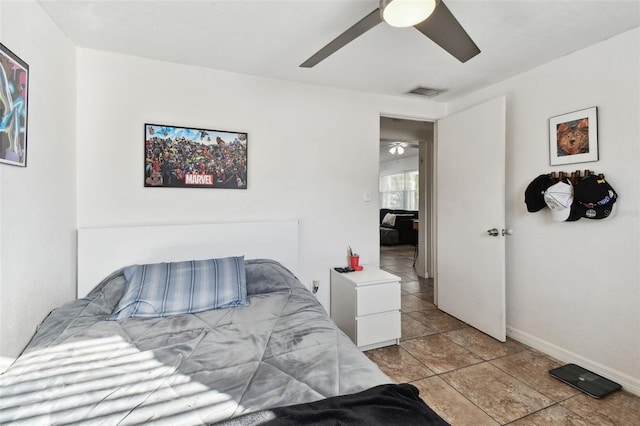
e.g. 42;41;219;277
0;222;447;425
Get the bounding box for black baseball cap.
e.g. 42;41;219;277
525;174;553;212
571;175;618;220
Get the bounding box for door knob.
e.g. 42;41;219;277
486;228;499;237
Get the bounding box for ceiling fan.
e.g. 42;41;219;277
300;0;480;68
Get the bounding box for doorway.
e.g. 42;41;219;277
379;116;434;281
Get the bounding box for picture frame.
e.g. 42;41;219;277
0;42;29;167
549;107;598;166
145;123;247;189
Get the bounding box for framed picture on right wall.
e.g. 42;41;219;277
549;106;598;166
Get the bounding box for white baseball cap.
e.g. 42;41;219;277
544;180;574;221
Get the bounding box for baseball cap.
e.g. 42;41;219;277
525;174;553;212
571;175;618;220
544;179;574;221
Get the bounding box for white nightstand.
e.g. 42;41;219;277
330;267;401;351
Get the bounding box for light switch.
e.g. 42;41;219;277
363;189;372;202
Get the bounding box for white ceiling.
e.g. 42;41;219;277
38;0;640;102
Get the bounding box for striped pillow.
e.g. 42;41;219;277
107;256;247;320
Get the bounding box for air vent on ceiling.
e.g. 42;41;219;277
406;86;445;98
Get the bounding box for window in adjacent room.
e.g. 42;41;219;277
380;171;418;209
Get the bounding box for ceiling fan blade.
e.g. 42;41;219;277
300;8;383;68
413;0;480;63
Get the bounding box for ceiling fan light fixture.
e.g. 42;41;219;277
380;0;437;28
389;145;405;155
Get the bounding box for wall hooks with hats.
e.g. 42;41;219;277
548;169;604;186
524;171;618;221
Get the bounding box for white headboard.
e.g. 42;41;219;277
77;220;299;298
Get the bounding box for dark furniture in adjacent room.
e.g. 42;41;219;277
379;209;418;246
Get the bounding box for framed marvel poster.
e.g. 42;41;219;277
0;42;29;167
144;123;247;189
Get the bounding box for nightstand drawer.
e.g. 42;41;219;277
356;282;400;316
356;311;401;348
330;267;401;350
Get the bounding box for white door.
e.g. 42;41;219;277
435;96;507;341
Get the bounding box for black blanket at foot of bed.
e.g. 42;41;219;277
217;383;449;425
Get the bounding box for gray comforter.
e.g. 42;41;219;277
0;259;391;425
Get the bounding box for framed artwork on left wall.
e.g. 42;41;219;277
0;42;29;167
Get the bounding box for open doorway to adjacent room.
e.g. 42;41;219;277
379;116;435;283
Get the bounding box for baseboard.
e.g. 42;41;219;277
507;326;639;396
0;356;15;373
415;266;429;279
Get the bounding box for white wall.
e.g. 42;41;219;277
379;154;419;177
447;28;639;393
0;0;77;360
75;48;446;314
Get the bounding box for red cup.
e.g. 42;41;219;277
349;255;360;269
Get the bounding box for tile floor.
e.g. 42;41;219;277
365;245;640;425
